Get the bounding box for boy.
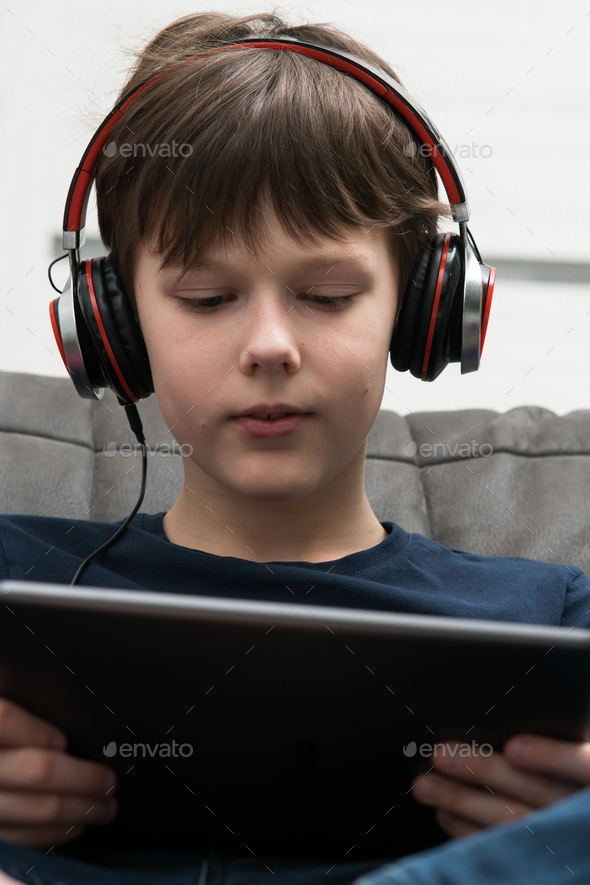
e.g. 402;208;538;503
1;9;590;885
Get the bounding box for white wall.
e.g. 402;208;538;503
1;0;588;414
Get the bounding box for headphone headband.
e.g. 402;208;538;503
52;32;494;405
63;36;469;249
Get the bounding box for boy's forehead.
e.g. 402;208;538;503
138;224;391;278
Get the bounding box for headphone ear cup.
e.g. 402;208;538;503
99;256;154;398
390;233;464;382
410;232;464;381
77;256;154;404
390;243;434;373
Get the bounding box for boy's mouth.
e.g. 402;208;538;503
232;411;310;438
233;403;309;420
248;412;292;420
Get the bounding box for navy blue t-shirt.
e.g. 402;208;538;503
1;510;589;627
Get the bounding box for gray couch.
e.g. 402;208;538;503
2;369;590;573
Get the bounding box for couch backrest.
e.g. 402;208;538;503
2;369;590;572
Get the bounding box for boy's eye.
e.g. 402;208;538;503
173;293;359;313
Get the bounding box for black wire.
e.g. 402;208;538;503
465;225;484;265
48;252;69;293
70;403;147;586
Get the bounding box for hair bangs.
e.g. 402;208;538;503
94;12;451;320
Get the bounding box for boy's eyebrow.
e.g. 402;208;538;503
177;255;375;274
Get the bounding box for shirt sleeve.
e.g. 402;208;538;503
560;566;590;629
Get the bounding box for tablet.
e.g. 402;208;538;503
1;579;589;863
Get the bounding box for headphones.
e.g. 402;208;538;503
49;36;496;406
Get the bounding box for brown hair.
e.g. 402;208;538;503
94;11;451;326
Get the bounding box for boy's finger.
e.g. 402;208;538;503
431;743;575;807
0;790;117;826
413;771;533;827
0;699;66;750
0;748;117;797
435;809;481;839
504;735;590;784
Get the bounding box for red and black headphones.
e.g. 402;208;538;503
49;35;495;408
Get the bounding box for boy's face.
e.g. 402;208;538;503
133;207;399;507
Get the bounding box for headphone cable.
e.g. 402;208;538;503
48;253;69;294
70;403;147;586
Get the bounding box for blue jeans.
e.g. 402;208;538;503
0;788;589;885
0;844;384;885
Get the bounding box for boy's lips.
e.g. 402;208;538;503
232;403;310;418
232;413;311;438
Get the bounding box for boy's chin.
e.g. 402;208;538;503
222;473;325;504
233;484;317;504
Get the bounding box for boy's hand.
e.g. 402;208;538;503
412;735;590;838
0;697;118;848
